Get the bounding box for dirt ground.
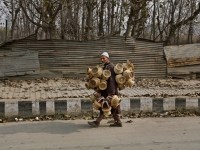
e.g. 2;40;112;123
136;78;200;89
1;77;200;89
0;77;200;99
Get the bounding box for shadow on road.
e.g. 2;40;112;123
0;121;91;135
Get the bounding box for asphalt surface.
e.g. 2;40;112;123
0;117;200;150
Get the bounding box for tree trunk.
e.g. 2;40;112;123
151;0;156;40
110;0;115;34
188;0;196;44
98;0;106;36
85;0;94;40
188;22;194;44
10;1;20;39
107;0;111;34
125;4;134;37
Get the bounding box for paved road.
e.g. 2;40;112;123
0;117;200;150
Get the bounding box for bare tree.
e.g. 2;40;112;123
85;0;96;40
165;1;200;45
1;0;200;44
19;0;62;39
59;0;82;40
124;0;150;38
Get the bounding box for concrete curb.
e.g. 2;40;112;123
0;97;200;118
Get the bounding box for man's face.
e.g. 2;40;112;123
100;56;109;63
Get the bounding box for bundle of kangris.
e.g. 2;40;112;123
85;60;135;90
85;65;111;91
85;65;112;116
114;60;135;90
85;60;135;116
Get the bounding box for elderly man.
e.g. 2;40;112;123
88;52;122;127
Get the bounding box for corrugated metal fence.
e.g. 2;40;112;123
0;35;166;78
0;48;40;77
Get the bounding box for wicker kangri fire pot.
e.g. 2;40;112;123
87;67;92;75
123;60;134;70
99;80;107;90
114;63;123;74
102;70;111;80
89;77;100;88
123;69;134;79
110;95;121;108
91;66;103;78
102;101;111;116
93;100;102;110
125;78;135;87
115;74;126;85
118;84;126;90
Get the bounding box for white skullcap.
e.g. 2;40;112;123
101;52;109;58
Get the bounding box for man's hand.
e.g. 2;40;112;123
106;95;113;100
93;92;101;98
97;96;105;103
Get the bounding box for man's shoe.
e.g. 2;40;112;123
88;121;99;127
109;122;122;127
